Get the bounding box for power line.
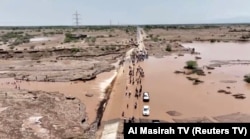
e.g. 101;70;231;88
73;11;80;28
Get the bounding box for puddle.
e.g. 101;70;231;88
30;37;54;42
0;71;10;74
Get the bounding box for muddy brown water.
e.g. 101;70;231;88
136;42;250;121
184;42;250;61
0;70;116;124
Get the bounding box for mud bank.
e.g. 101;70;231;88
0;70;118;139
96;69;120;127
0;69;117;123
0;59;116;82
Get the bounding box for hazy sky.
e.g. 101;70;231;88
1;0;250;26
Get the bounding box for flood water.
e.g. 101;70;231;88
0;70;117;123
184;42;250;61
138;42;250;121
30;37;54;42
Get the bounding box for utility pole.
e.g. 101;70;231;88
110;20;112;26
73;11;80;30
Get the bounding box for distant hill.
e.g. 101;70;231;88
208;16;250;24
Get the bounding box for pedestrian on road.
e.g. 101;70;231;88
129;92;131;97
127;104;129;108
132;116;135;123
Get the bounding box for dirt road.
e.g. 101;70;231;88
101;27;148;123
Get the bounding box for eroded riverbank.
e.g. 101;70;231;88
0;69;117;124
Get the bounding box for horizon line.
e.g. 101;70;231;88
1;22;250;28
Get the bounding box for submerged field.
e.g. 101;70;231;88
138;42;250;122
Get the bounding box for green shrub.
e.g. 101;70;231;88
152;37;159;42
9;46;15;49
185;60;198;69
91;37;96;43
244;74;250;83
71;48;80;53
64;37;71;43
110;46;116;50
165;45;172;52
96;35;104;38
210;39;216;43
30;45;35;49
64;33;77;43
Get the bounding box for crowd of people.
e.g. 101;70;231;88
1;80;22;90
122;46;148;123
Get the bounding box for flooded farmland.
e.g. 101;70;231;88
137;42;250;122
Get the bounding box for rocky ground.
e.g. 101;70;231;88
0;27;136;82
0;88;93;139
0;59;114;82
144;24;250;42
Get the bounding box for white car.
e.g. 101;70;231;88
142;105;150;116
143;92;150;102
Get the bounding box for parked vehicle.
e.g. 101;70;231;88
142;105;150;116
143;92;150;102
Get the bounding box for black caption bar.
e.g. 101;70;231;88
124;123;250;138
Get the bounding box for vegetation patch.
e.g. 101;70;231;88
0;32;32;46
185;60;198;69
71;48;80;53
244;74;250;83
165;44;172;52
